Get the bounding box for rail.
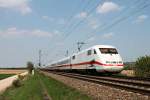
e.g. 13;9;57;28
43;70;150;96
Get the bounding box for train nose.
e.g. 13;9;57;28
96;65;124;73
104;65;124;72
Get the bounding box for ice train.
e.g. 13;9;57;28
46;45;124;73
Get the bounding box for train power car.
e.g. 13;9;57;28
46;45;124;73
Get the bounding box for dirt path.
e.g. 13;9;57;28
0;71;28;93
40;80;52;100
0;69;26;74
38;72;52;100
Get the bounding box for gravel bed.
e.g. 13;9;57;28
43;72;150;100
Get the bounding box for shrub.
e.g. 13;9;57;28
18;75;25;80
27;61;34;74
12;79;21;87
123;62;136;70
134;56;150;77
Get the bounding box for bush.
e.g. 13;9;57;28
12;79;21;87
134;56;150;77
123;62;136;70
27;62;34;74
18;75;25;80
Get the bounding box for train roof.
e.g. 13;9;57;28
72;45;116;56
47;45;117;65
92;45;116;48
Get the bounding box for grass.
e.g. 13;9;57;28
0;74;43;100
0;74;14;80
38;72;91;100
0;71;91;100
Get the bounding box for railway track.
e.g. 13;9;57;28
111;75;150;81
45;71;150;96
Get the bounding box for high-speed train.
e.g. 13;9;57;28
46;45;124;73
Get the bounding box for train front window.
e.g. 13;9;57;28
99;48;118;54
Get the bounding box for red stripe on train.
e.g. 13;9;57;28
53;61;123;67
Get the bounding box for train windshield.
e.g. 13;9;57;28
99;48;118;54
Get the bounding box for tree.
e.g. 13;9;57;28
134;56;150;77
27;61;34;74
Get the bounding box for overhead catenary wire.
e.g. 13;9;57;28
62;0;105;41
48;0;105;61
47;0;103;62
49;0;150;64
29;0;94;65
50;0;94;44
61;0;94;32
83;0;150;43
71;0;149;46
50;0;136;57
63;0;150;57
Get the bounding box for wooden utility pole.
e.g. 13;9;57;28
39;50;42;67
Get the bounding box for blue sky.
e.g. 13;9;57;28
0;0;150;67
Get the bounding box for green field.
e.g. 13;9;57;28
39;72;91;100
0;74;14;80
0;73;43;100
0;71;91;100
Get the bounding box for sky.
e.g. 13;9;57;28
0;0;150;67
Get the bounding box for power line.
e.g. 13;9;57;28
47;0;99;61
49;0;94;45
61;0;93;32
65;0;149;56
62;0;104;41
49;0;150;64
67;0;148;43
83;0;150;43
48;0;104;60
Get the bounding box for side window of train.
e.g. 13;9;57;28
94;49;97;54
87;50;92;55
72;55;75;60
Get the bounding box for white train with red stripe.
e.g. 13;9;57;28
47;45;124;73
